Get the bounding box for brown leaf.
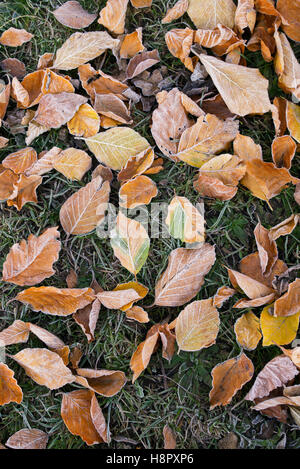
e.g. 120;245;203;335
194;173;238;201
54;148;92;181
67;103;100;138
2;147;37;174
34;92;87;129
97;289;141;310
227;267;275;299
0;58;26;79
201;94;235;120
94;93;132;124
0;28;33;47
155;244;216;306
272;135;296;169
239;251;287;289
53;1;97;29
119;175;158;209
234;311;262;351
26;147;62;176
98;0;128;34
269;214;299;240
131;0;152;6
162;0;189;24
125;306;149;323
120;28;144;58
0;363;23;405
272;97;287;137
175;299;220;351
286;100;300;143
163;425;177;449
6;429;48;449
195;24;244;56
209;353;254;409
274;279;300;317
75;368;126;396
78;64;128;101
254;222;278;276
0;82;11;120
277;0;300;42
12;348;75;389
61;390;106;445
60;177;110;235
16;286;95;316
66;269;78;288
246;355;299;401
73;298;101;342
118;148;154;182
7;174;42;211
2;227;60;286
126;49;160;79
274;29;300;100
130;331;159;382
233;133;262;162
235;0;256;33
295;184;300;206
213;286;236;307
0;169;18;201
0;320;30;346
165;28;194;71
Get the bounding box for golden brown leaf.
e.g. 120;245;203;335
125;306;149;323
53;1;97;29
163;425;177;449
34;92;87;129
26;147;62;176
6;429;48;449
119;175;158;209
118;148;154;182
254;222;278;276
234;312;262;351
7;174;42;211
165;28;194;71
97;289;140;310
2;147;37;174
0;320;30;346
130;0;152;7
277;0;300;42
94;93;132;124
120;28;144;58
272;135;296;169
187;0;236;29
0;82;11;120
269;214;299;240
78;64;128;101
54;148;91;181
274;30;300;100
195;25;244;57
274;279;300;317
126;49;160;79
227;267;275;299
130;331;159;383
213;286;236;307
235;0;256;33
260;304;299;346
0;169;18;201
194;173;238;201
0;363;23;406
66;269;78;288
0;28;33;47
2;226;60;286
286;100;300;143
16;286;95;316
75;368;126;396
73;298;101;342
98;0;128;34
67;103;100;138
233;133;262;162
113;281;148;311
162;0;188;24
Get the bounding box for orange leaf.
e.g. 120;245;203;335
0;28;33;47
163;425;177;449
67;103;100;138
53;148;92;181
274;279;300;317
120;28;144;58
162;0;188;24
75;368;126;396
0;363;23;406
130;331;159;382
98;0;128;34
34;92;87;129
53;1;97;29
234;312;262;351
119;175;158;209
2;147;37;174
6;174;42;211
6;429;48;449
272;135;296;169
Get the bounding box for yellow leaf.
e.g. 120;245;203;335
260;304;300;346
67;103;100;138
187;0;236;29
234;311;262;351
54;148;92;181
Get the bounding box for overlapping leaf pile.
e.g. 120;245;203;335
0;0;300;449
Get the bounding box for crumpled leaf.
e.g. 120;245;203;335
73;298;101;342
227;267;275;300
120;28;144;58
61;390;108;445
213;286;236;307
272;135;296;169
110;212;150;275
60;177;110;235
286;101;300;143
166;195;205;244
155;244;216;306
277;0;300;42
0;363;23;406
7;174;42;211
0;28;33;47
130;330;159;383
126;49;160;79
97;288;141;310
187;0;236;29
260;303;300;346
34;92;87;129
246;355;299;401
235;0;256;34
12;348;75;389
165;28;194;71
67;103;100;138
53;148;91;181
78;64;128;101
209;353;254;409
125;306;149;323
53;1;97;29
254;222;278;277
86;127;150;170
118;148;154;182
175;299;220;352
16;286;95;316
74;368;126;396
194;24;244;56
2;226;60;286
6;429;48;449
269;214;299;241
200;54;272;116
98;0;128;34
0;58;26;79
234;311;262;351
162;0;188;24
274;30;300;100
94;93;132;124
274;279;300;318
53;31;119;70
119;175;158;209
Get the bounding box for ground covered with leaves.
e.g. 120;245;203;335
0;0;300;450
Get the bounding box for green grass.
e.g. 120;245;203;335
0;0;300;449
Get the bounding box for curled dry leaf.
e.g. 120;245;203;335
6;429;48;450
53;31;119;70
260;304;300;346
126;49;160;79
73;298;101;342
60;177;110;235
78;64;128;101
75;368;126;396
272;136;296;169
274;279;300;318
234;312;262;351
272;97;287;137
277;0;300;42
34;92;87;129
0;58;26;79
175;299;220;352
2;147;37;174
239;251;287;289
125;306;149;323
7;174;42;211
12;348;75;389
165;28;194;71
67;103;100;138
235;0;256;34
53;1;97;29
213;286;236;307
94;93;132;124
26;147;62;176
209;353;254;409
0;82;11;120
254;222;278;276
98;0;128;34
194;24;244;57
176;115;239;168
118;148;154;182
286;101;300;143
166;195;205;244
16;286;95;316
155;244;216;307
130;330;159;383
120;28;144;58
280;346;300;369
54;148;92;181
2;226;60;286
233;133;262;162
113;281;148;311
85;127;150;170
92;164;113;182
200;54;272;116
0;28;33;47
110;212;150;275
130;0;152;6
163;425;177;449
274;30;300;100
97;289;140;310
0;320;30;346
269;214;299;241
187;0;236;29
227;268;275;299
119;175;158;209
246;355;299;402
0;363;23;406
61;390;107;445
162;0;189;24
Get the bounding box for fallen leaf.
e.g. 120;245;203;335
97;289;140;310
274;30;300;100
75;368;126;396
165;28;194;71
209;353;254;409
234;312;262;351
67;103;100;138
125;306;149;323
7;174;42;211
274;279;300;318
26;147;62;176
194;24;244;57
0;82;11;120
277;0;300;42
2;147;37;174
12;348;75;389
2;226;60;286
0;58;26;79
213;286;236;307
53;31;119;70
163;425;176;449
155;244;216;306
37;52;54;69
194;173;238;200
126;49;160;79
272;97;287;137
113;281;147;311
66;269;78;288
200;54;272;116
54;148;91;181
187;0;236;29
94;93;132;124
53;1;97;29
233;133;262;162
280;346;300;369
269;214;299;240
92;164;113;182
0;320;30;346
78;64;128;101
60;177;110;235
73;298;101;342
235;0;256;33
118;148;154;182
130;0;152;6
254;222;278;276
260;304;300;346
120;28;144;58
0;28;33;47
201;94;235;120
6;429;48;449
286;101;300;143
16;286;95;315
0;363;23;405
239;251;287;289
86;127;150;170
227;268;275;299
166;195;205;244
119;175;158;209
34;92;87;129
110;212;150;275
162;0;189;24
272;135;296;169
246;355;299;401
130;330;159;382
0;169;18;201
98;0;128;34
176;299;220;351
